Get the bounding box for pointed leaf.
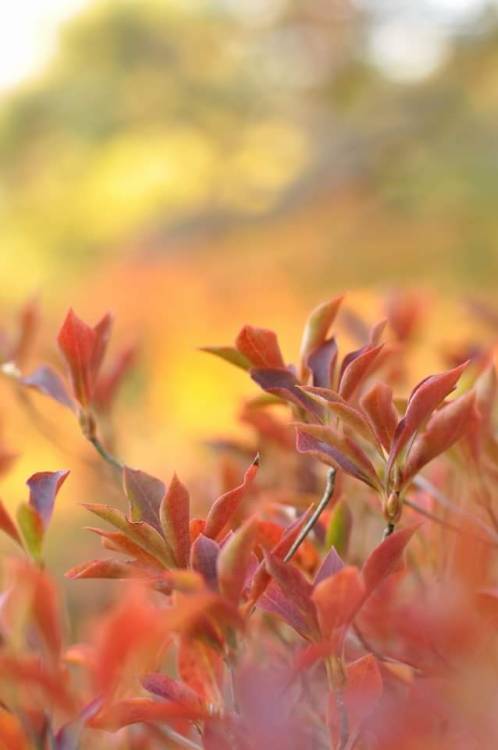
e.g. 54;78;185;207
302;387;382;453
191;534;220;591
57;309;97;406
143;673;203;709
313;546;345;587
123;466;164;532
217;517;258;603
160;473;190;567
387;362;468;479
65;559;139;580
296;424;381;490
402;393;476;483
263;551;318;637
312;566;365;637
307;337;338;388
16;503;44;561
362;524;420;597
344;655;383;735
82;503;175;567
360;382;398;452
300;296;344;363
0;500;22;547
204;455;259;539
339;344;384;401
259;581;314;638
235;325;285;368
21;366;75;411
251;368;323;419
200;346;252;371
26;469;69;529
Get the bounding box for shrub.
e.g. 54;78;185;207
0;294;496;749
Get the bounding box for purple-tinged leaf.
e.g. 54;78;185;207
307;337;338;388
191;534;220;590
26;470;69;529
259;581;314;639
123;466;165;533
21;366;75;411
251;368;323;419
142;673;203;708
313;547;345;587
296;425;381;490
263;551;319;638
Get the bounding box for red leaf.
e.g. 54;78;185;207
263;551;318;638
402;393;476;483
204;455;259;540
93;344;136;411
91;698;205;730
26;469;69;530
387;362;468;479
344;655;382;735
235;325;285;368
178;636;223;705
65;559;140;580
57;309;98;406
0;500;22;547
339;344;384;401
217;517;258;603
312;566;365;637
123;466;165;532
21;366;76;411
90;312;113;381
360;382;399;452
362;524;420;597
160;473;191;568
260;581;315;639
245;508;315;610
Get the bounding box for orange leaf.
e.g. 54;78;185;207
160;473;191;568
235;325;285;368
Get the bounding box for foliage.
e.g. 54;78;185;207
0;291;497;749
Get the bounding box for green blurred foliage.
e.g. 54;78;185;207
0;0;497;298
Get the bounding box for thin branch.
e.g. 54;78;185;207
87;435;123;472
284;468;336;563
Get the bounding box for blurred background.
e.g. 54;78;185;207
0;0;497;583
